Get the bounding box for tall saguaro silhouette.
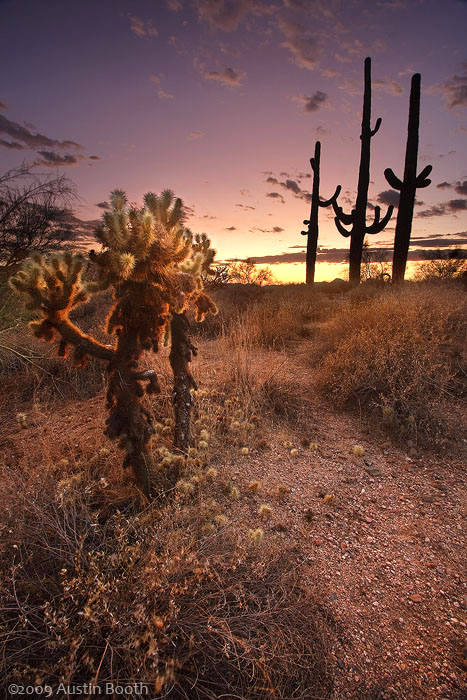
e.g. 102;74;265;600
301;141;341;285
385;73;432;283
333;57;393;285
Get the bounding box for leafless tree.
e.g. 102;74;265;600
229;258;274;286
0;163;78;267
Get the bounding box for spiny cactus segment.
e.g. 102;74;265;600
384;73;432;283
332;57;393;285
301;141;341;285
10;188;218;495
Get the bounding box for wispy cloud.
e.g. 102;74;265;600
96;201;110;210
187;130;205;140
293;90;327;112
278;16;321;71
204;67;244;86
129;15;158;38
35;151;86;167
266;192;285;203
373;78;403;96
0;138;23;150
195;0;273;32
0;114;82;151
418;199;467;217
433;62;467;108
265;174;311;202
149;75;174;99
236;203;256;210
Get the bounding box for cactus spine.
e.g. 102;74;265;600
10;190;217;496
332;57;393;285
301;141;341;285
384;73;432;283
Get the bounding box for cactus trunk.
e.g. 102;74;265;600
350;57;373;285
332;57;393;285
385;74;432;283
169;312;198;454
301;141;341;285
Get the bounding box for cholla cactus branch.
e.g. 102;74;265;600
384;73;432;283
169;312;198;454
300;141;341;285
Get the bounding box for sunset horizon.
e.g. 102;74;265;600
1;0;466;282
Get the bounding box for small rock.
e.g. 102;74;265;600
422;495;434;503
409;594;423;603
365;467;382;477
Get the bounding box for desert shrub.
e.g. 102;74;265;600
0;463;334;699
315;284;467;445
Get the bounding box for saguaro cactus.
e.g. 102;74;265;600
384;73;432;283
10;189;217;496
301;141;341;285
332;57;393;285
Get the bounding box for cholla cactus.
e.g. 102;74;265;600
10;188;217;495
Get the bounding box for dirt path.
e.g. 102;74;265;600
205;344;467;700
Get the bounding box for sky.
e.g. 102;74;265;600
1;0;466;282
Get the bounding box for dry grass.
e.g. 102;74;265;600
0;458;334;699
314;283;467;445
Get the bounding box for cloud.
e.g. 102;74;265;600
225;225;237;230
455;180;467;196
278;16;321;71
157;88;175;99
195;0;272;32
265;174;312;202
266;192;285;203
449;198;467;210
0;114;82;151
293;90;327;112
166;0;183;9
35;151;85;167
418;199;467;217
0;100;7;110
437;181;452;189
336;38;386;64
282;179;301;195
204;67;244;86
0;138;24;150
245;238;467;266
406;232;467;247
201;214;216;219
89;155;100;160
376;190;400;208
373;79;403;96
251;225;284;233
96;201;110;210
187;130;205;140
434;63;467;108
149;74;174;99
129;15;158;38
236;203;256;210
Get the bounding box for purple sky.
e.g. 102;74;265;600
1;0;466;281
